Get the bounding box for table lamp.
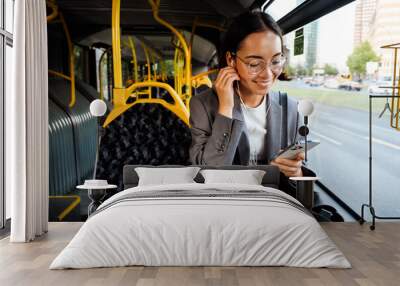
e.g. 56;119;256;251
291;99;318;209
89;99;107;179
298;99;314;163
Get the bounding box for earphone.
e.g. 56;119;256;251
227;51;236;68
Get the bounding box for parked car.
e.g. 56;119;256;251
338;81;362;91
303;76;313;84
324;78;340;89
309;77;324;87
368;81;392;95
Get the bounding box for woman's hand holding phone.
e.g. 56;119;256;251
215;66;240;119
271;151;304;178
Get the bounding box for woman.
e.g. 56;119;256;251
189;11;312;187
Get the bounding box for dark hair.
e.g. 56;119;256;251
218;11;283;68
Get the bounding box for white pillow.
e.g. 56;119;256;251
135;167;201;186
200;169;266;185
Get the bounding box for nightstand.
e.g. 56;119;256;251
77;180;117;216
289;176;320;209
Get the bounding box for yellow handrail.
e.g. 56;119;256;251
195;22;227;32
397;67;400;130
107;0;190;127
128;37;139;83
147;0;192;104
151;53;157;80
46;0;58;22
381;42;400;130
103;81;189;127
138;41;152;96
160;60;167;82
190;17;226;56
140;41;152;82
98;49;109;100
173;43;180;94
112;0;123;90
48;70;71;81
189;17;198;56
192;69;218;81
391;48;397;129
49;195;81;221
179;51;185;96
126;81;188;119
46;1;76;107
191;69;218;89
59;12;76;107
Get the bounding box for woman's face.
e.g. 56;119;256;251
229;30;283;96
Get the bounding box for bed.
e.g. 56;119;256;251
50;165;350;269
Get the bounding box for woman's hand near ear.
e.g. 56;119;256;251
214;67;240;118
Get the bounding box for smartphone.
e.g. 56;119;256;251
272;140;320;160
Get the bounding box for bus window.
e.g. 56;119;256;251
264;0;302;22
74;45;85;81
272;0;400;218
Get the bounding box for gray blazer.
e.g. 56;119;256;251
189;88;300;166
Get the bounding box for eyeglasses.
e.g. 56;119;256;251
231;52;286;75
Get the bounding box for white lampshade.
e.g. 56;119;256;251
298;100;314;116
90;99;107;117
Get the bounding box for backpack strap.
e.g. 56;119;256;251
279;91;288;149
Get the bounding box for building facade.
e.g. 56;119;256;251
354;0;377;47
368;0;400;79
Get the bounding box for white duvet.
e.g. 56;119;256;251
50;183;351;269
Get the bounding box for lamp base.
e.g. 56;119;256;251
88;189;106;216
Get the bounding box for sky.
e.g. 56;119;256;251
318;2;356;71
266;0;357;72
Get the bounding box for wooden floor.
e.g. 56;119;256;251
1;222;399;286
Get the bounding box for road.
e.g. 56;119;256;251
306;103;400;218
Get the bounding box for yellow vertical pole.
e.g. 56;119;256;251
396;48;400;129
189;17;198;57
59;12;75;107
148;0;192;101
112;0;123;89
98;50;108;100
128;37;139;83
179;52;184;97
390;48;397;128
140;42;151;82
46;1;58;22
174;44;179;91
138;41;152;97
151;53;157;80
160;60;166;81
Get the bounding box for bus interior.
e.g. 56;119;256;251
3;0;400;284
2;0;400;227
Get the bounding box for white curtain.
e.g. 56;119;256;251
7;0;49;242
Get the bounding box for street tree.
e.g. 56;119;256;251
347;41;380;78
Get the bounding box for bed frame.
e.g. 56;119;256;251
123;165;281;189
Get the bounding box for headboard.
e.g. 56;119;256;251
123;165;281;190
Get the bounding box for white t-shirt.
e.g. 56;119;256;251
240;96;267;161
